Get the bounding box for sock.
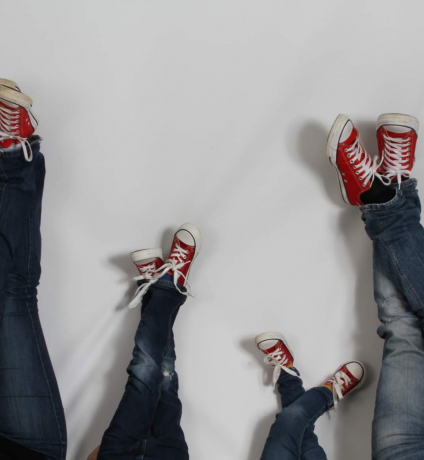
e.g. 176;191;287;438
162;273;173;282
360;177;395;205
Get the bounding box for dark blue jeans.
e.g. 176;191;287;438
260;369;332;460
0;139;67;459
360;179;424;459
98;279;189;460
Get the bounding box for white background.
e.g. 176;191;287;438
1;1;424;459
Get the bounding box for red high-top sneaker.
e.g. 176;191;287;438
377;113;419;184
164;223;202;293
128;248;164;309
327;114;383;206
255;331;298;384
131;248;164;276
322;361;366;409
0;86;38;161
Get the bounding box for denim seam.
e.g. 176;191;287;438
25;211;66;459
140;302;180;460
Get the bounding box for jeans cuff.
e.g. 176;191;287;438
360;188;403;214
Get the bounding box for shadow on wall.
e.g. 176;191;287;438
240;337;282;460
243;119;383;460
73;227;176;460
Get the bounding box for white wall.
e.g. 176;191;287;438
1;1;424;458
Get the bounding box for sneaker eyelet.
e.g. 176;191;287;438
344;148;348;152
350;160;354;164
356;171;359;175
362;183;366;187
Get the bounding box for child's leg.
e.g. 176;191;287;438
98;280;186;459
144;333;189;460
261;380;332;460
276;371;328;460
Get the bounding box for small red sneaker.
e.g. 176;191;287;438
322;361;366;409
164;223;202;292
327;114;382;206
377;113;419;184
128;248;164;309
0;86;38;161
131;248;164;277
255;331;298;384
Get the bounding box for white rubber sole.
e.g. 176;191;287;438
130;247;163;263
377;113;419;133
0;79;20;91
0;85;32;109
326;114;351;205
255;331;294;357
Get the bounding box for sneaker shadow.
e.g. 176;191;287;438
240;337;281;460
293;118;383;459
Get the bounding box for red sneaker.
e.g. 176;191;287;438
131;248;164;277
164;223;202;293
0;86;38;161
322;361;366;409
327;114;382;206
377;113;419;184
128;248;164;309
255;331;298;384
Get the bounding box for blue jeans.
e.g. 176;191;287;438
361;179;424;460
0;139;67;459
260;369;333;460
98;279;189;460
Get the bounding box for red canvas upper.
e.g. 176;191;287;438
167;235;196;286
335;126;376;205
259;340;294;367
377;126;418;182
0;100;35;149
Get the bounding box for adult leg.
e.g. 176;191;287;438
361;179;424;459
98;280;187;459
0;141;67;459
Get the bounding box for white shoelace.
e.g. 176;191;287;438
0;104;32;161
381;133;412;185
263;348;298;385
128;243;194;309
329;370;351;409
345;138;389;188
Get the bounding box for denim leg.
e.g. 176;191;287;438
276;369;327;459
361;179;424;459
98;281;186;460
261;369;332;460
0;144;67;459
145;334;189;460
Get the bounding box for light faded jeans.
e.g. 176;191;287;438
361;179;424;460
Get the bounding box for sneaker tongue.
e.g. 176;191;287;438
383;127;412;138
345;126;358;146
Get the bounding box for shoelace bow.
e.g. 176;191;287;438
0;104;32;161
263;348;298;385
382;133;412;186
128;243;194;309
329;370;351;409
345;137;390;188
